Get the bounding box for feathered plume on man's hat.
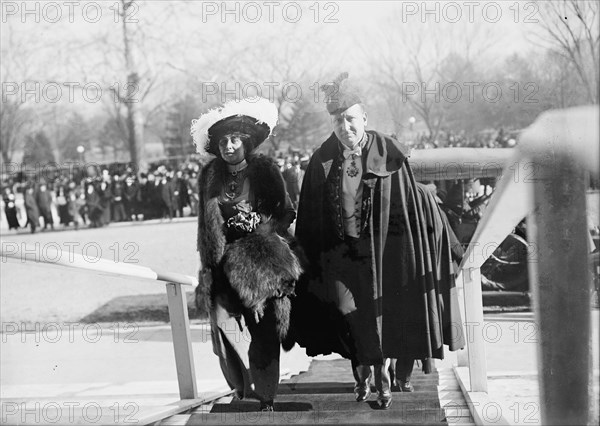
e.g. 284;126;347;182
190;97;278;157
320;72;362;115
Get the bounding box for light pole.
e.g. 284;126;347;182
77;145;85;164
408;116;416;131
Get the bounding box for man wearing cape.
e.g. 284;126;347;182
290;73;465;409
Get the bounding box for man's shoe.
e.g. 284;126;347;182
377;393;392;410
399;381;414;392
354;385;372;402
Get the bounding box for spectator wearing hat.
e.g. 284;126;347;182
84;178;103;228
191;97;301;412
23;184;40;233
291;73;465;409
35;182;54;230
158;171;175;220
3;186;20;230
123;175;141;221
112;174;127;222
98;171;112;226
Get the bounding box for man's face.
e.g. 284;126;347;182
331;104;367;148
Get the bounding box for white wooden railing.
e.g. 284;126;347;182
1;245;201;402
454;105;599;425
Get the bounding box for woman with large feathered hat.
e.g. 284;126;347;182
191;97;302;411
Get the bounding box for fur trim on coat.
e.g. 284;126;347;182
195;154;300;341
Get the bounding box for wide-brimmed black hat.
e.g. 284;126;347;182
206;115;271;155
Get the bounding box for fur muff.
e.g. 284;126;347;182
222;225;302;339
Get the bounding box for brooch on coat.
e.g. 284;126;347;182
346;155;360;178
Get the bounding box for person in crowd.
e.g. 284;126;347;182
291;73;464;409
55;179;72;226
148;173;163;220
99;171;112;226
282;159;300;209
111;174;127;222
157;171;174;220
123;174;141;221
66;180;82;229
191;97;301;412
2;186;20;230
35;182;54;230
188;171;199;216
84;177;103;228
24;184;40;234
176;170;189;217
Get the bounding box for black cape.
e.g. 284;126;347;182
290;131;465;370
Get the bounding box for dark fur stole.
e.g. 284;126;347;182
222;224;302;341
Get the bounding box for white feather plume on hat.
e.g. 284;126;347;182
190;97;279;157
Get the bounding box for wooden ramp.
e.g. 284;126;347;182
157;359;474;425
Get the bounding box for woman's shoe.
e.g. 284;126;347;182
376;392;392;410
399;381;414;392
259;401;274;411
354;384;372;402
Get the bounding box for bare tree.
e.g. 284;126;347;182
0;21;39;164
178;20;339;151
54;0;197;169
368;13;498;142
534;0;599;104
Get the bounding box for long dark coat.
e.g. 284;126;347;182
3;192;20;229
292;131;465;371
195;154;301;402
24;190;40;227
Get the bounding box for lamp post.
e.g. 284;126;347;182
408;116;416;131
77;145;85;164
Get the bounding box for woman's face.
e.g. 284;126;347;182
218;134;246;164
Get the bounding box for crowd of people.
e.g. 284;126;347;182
1;163;203;233
409;128;518;149
0;154;315;234
0;127;517;235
